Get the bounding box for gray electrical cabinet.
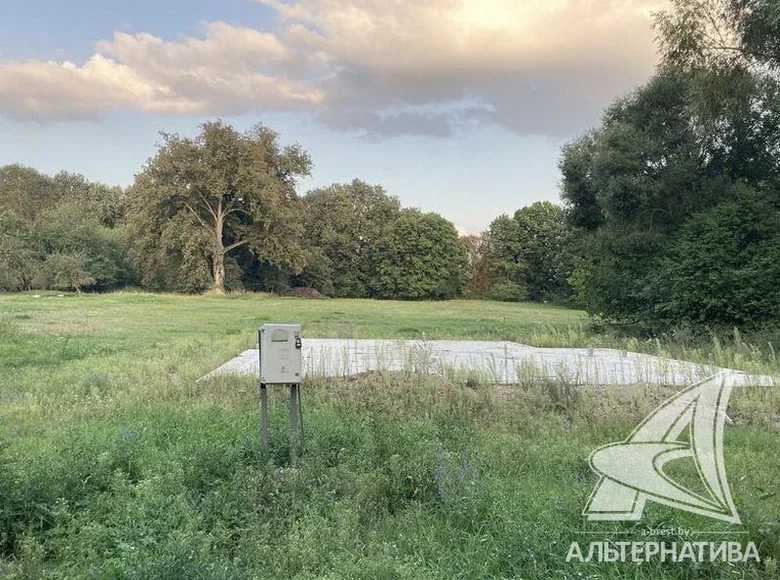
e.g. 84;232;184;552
259;323;302;384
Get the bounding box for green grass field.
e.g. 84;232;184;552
1;292;779;579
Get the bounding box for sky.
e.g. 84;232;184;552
0;0;666;234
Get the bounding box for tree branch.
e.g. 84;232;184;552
197;193;218;221
705;9;727;46
222;206;247;218
223;239;249;254
182;201;211;231
707;44;745;53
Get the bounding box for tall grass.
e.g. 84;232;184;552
0;292;778;578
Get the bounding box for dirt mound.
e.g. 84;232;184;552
288;287;329;299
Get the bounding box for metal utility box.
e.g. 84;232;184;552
259;323;302;384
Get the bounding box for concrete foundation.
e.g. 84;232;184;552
201;339;777;387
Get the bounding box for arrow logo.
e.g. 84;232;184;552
584;372;740;524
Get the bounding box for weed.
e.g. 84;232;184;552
0;292;778;578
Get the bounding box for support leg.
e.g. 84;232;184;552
289;384;298;463
260;383;268;455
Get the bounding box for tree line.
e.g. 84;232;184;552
0;126;569;303
2;0;779;332
560;0;780;330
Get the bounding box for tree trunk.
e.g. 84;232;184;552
213;216;225;293
213;250;225;293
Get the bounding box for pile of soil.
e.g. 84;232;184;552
288;287;329;299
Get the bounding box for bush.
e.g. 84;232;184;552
42;254;96;292
646;186;780;328
488;281;528;302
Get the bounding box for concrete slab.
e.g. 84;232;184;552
201;339;777;387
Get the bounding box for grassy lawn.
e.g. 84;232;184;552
0;292;778;579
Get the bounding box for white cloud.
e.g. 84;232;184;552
0;0;666;136
0;22;323;121
263;0;666;135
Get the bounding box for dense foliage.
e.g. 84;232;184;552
0;132;566;301
128;121;311;293
559;0;780;330
469;202;572;302
0;165;132;293
297;180;401;297
646;186;780;327
369;210;466;300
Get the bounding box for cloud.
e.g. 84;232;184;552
0;22;324;121
0;0;666;136
266;0;666;136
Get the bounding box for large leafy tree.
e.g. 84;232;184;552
33;204;132;291
370;210;466;300
654;0;780;185
563;73;707;235
558;134;603;231
560;0;780;327
478;202;572;302
482;214;528;301
459;233;494;298
656;0;780;71
43;254;95;294
0;164;60;222
299;180;401;297
560;72;749;322
512;202;572;301
128;121;311;292
52;171;128;228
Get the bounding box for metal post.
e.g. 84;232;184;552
258;330;268;455
260;383;268;454
289;384;299;462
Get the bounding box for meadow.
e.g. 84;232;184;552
0;291;779;579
